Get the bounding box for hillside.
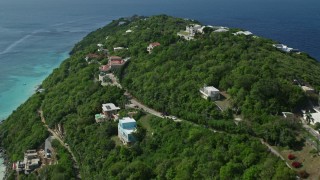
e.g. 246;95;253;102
2;15;320;179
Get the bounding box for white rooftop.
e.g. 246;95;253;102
119;117;136;123
311;112;320;125
233;31;253;36
204;86;220;92
214;28;229;32
102;103;120;112
282;112;294;118
301;86;314;91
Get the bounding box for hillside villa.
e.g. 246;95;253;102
99;56;127;72
95;103;120;123
200;86;220;101
118;117;137;145
273;44;299;53
177;24;205;40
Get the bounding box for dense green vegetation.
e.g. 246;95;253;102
71;15;315;147
68;115;296;179
3;14;320;179
0;94;48;161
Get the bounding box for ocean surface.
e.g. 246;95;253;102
0;0;319;178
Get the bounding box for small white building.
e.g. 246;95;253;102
102;103;120;119
118;117;137;145
200;86;220;101
273;44;299;53
126;29;133;33
233;31;253;36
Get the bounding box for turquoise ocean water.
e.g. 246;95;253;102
1;0;319;178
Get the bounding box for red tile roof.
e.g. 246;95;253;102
150;42;161;47
110;59;125;65
100;65;110;71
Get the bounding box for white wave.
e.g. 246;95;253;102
0;34;32;55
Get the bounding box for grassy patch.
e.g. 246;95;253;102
279;142;320;179
138;114;154;134
111;136;123;147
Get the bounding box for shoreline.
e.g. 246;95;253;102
0;52;70;180
0;53;70;121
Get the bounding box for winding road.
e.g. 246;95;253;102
38;110;81;179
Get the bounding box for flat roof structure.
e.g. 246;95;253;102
102;103;120;112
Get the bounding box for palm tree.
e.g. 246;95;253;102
305;111;314;125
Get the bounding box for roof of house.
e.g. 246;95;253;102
114;47;124;50
109;56;122;60
214;28;229;32
149;42;161;47
282;112;294;118
203;86;220;92
100;65;110;71
119;117;136;130
301;86;314;91
310;112;320;125
177;31;190;36
95;114;106;119
102;103;120;112
110;59;125;65
233;31;253;36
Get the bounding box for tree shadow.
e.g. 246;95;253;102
290;138;305;151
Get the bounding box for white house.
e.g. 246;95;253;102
126;29;133;33
200;86;220;101
118;117;137;144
